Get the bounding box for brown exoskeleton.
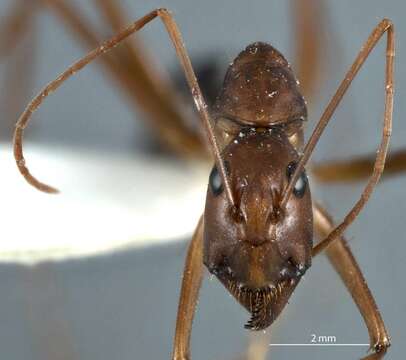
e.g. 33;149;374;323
12;8;394;360
204;43;313;330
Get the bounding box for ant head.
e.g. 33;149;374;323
214;42;307;127
203;129;313;330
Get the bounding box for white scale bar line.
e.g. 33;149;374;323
269;344;369;347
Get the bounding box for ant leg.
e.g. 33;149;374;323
41;0;151;129
173;216;204;360
14;8;232;204
0;2;37;136
313;203;390;359
0;0;38;58
282;19;395;254
94;0;129;31
290;0;326;103
93;0;205;155
312;149;406;183
44;0;204;156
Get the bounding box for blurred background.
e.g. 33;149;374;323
0;0;405;359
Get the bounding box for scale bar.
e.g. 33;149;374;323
269;344;369;347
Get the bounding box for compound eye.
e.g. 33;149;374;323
286;161;308;198
209;166;223;196
209;161;231;196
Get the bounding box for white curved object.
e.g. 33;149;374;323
0;144;209;264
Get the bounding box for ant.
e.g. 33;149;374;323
12;8;394;360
